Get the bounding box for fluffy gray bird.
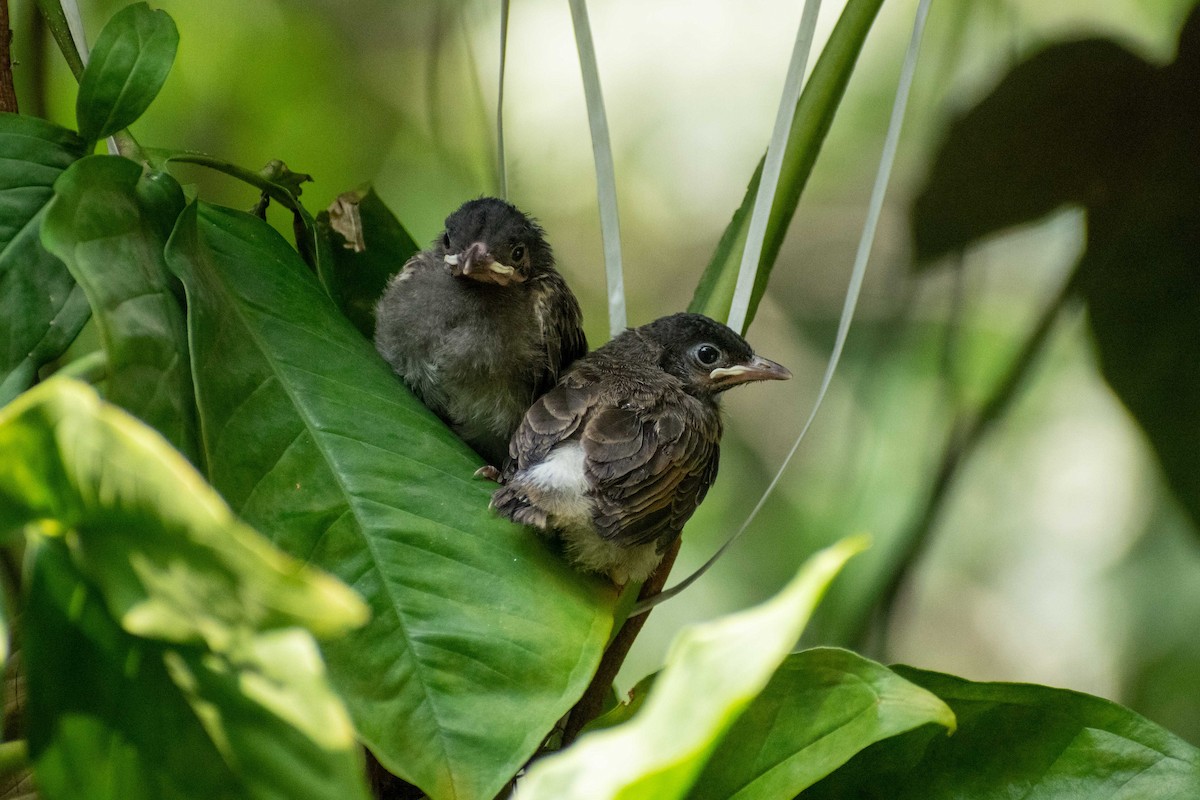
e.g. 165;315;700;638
374;198;587;465
491;313;790;583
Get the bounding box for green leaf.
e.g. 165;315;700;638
76;2;179;143
0;378;367;643
690;0;885;326
165;202;615;800
315;187;419;339
910;39;1156;264
152;150;334;294
0;113;90;406
2;379;370;800
908;11;1200;532
519;536;868;800
40;155;198;462
25;541;370;800
568;0;626;337
801;667;1200;799
688;649;953;800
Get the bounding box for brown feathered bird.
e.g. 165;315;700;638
374;198;586;465
491;313;790;583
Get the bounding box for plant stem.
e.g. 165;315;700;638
561;538;681;745
0;0;18;112
859;267;1081;648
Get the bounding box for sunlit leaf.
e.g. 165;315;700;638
519;537;868;800
40;155;198;462
801;667;1200;799
76;2;179;142
687;648;953;800
165;202;615;800
1;379;370;800
0;113;89;406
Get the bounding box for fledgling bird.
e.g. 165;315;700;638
491;312;790;584
374;198;587;465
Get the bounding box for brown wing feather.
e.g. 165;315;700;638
583;398;720;550
531;272;587;399
505;374;598;473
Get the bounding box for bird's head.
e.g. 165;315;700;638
437;198;553;288
644;313;791;398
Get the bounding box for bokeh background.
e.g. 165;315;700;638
12;0;1200;743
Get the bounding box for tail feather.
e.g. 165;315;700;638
491;486;549;529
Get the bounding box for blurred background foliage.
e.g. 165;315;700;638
12;0;1200;745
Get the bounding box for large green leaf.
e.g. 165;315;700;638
1;378;370;800
0;113;90;406
316;187;419;339
688;648;953;800
801;667;1200;798
910;39;1156;264
76;2;179;143
690;0;885;327
165;202;615;800
519;537;867;800
910;9;1200;532
41;155;197;462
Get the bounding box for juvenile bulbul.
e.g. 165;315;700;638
374;198;587;465
491;313;790;583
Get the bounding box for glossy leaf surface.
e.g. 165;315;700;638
165;203;614;800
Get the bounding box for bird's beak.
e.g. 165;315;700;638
709;355;792;387
446;242;525;286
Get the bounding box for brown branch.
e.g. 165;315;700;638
561;538;682;745
0;0;18;112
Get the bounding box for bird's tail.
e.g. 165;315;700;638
490;486;548;529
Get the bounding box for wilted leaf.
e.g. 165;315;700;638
801;667;1200;799
76;2;179;142
41;155;198;462
519;537;868;800
165;203;614;800
316;187;419;338
0;113;89;405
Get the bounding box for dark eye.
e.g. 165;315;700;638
442;232;451;248
512;244;527;262
696;344;722;366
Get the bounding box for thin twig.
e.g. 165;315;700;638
0;0;18;112
561;538;681;745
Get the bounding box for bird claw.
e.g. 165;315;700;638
474;465;502;483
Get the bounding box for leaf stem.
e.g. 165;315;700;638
0;0;18;112
568;0;626;338
33;0;85;78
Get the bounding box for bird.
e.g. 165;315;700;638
490;312;790;584
374;197;587;466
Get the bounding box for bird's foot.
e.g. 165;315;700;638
474;465;502;483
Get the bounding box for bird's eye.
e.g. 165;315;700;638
696;344;722;366
512;244;527;262
442;232;451;249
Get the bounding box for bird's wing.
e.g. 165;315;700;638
506;373;595;470
531;272;588;398
582;399;720;549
